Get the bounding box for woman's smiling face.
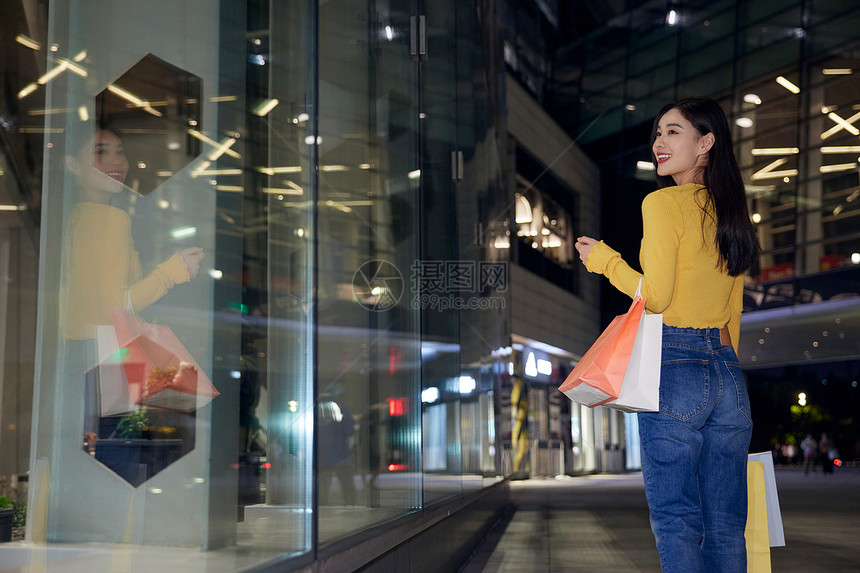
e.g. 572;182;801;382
91;129;129;183
652;108;712;186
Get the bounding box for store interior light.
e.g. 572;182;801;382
743;93;762;105
776;75;801;94
819;163;858;173
751;158;798;181
735;117;754;128
822;68;852;75
666;9;678;26
821;111;860;139
636;160;655;171
851;252;860;264
254;98;279;117
821;146;860;153
751;148;799;156
752;212;762;223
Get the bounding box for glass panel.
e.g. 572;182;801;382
30;0;237;550
314;0;421;542
681;6;736;53
738;0;801;27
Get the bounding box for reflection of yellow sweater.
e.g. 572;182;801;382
585;183;744;354
61;202;189;340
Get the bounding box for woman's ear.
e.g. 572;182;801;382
698;132;715;156
65;155;81;175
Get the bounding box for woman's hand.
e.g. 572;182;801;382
178;247;205;279
575;236;598;265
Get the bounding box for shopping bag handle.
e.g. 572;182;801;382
634;277;644;300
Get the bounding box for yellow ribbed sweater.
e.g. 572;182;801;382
585;182;744;354
60;202;190;340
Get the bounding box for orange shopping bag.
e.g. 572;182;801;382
558;293;645;407
108;308;220;412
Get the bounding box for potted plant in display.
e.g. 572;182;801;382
0;496;14;543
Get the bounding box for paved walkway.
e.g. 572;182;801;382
460;466;860;572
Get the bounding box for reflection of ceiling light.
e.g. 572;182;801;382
421;387;439;403
17;83;37;99
207;137;239;161
625;104;636;111
78;106;89;122
752;212;762;223
735;117;754;128
254;98;279;117
0;205;25;211
107;84;162;117
515;194;533;224
37;62;69;85
636;161;655;171
304;135;322;145
666;9;678;26
821;112;860;139
320;165;348;172
358;163;371;170
744;94;762;105
385;26;394;41
819;163;857;173
751;148;798;155
15;35;41;50
822;68;852;75
852;253;860;264
408;169;421;180
170;226;197;239
821;146;860;153
210;95;238;102
776;76;800;94
751;158;798;181
263;187;304;195
215;185;244;192
258;165;301;175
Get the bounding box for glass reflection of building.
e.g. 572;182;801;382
0;0;858;570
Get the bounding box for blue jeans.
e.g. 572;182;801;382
638;325;753;573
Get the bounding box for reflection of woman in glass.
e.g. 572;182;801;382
61;127;204;454
62;127;204;341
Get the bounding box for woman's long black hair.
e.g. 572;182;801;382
651;97;761;276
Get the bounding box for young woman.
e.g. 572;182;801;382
575;97;760;572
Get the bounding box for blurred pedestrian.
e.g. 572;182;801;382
819;432;834;475
801;433;818;475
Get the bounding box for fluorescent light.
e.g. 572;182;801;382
209;269;223;279
210;95;238;102
744;94;762;105
736;117;754;128
207;137;239;161
821;146;860;153
170;226;197;239
0;205;24;211
188;130;240;159
78;106;89;122
636;161;655;170
666;9;678;26
408;169;421;180
822;68;852;75
421;387;439;403
751;158;798;181
258;166;301;175
37;61;69;85
459;375;477;394
821;112;860;139
358;163;372;170
106;84;162;117
819;163;857;173
263;187;304;195
191;168;242;178
254;98;279;117
17;83;38;99
751;148;799;156
72;50;87;62
320;165;348;172
752;213;762;223
776;76;800;94
215;185;244;192
15;34;41;50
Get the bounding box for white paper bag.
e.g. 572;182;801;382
748;451;786;547
605;309;662;413
95;325;136;416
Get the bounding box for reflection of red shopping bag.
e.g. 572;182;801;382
107;309;219;412
558;290;645;407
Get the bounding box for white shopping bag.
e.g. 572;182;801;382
748;451;786;547
604;280;662;413
95;324;136;416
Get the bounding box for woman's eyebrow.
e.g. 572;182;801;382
658;122;685;129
